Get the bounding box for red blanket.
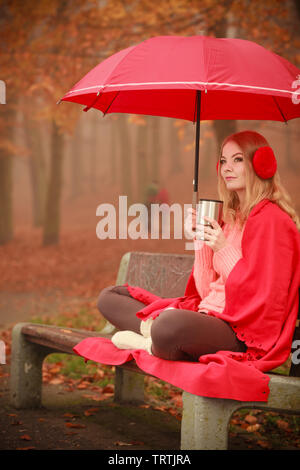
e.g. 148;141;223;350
74;199;300;401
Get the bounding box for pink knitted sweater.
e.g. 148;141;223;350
193;217;245;313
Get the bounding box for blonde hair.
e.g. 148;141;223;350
217;130;300;231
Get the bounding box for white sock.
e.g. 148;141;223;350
140;318;154;338
111;330;152;355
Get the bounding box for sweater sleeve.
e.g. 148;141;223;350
193;239;217;299
213;244;242;282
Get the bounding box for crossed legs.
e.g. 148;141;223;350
97;285;246;361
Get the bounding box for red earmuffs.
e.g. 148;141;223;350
252;146;277;179
216;146;277;179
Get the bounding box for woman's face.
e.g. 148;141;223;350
220;140;247;197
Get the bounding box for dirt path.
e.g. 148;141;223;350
0;364;181;452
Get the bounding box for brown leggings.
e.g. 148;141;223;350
97;285;246;361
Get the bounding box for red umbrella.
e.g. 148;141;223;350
60;35;300;204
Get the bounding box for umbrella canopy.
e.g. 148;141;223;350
61;35;300;121
60;35;300;202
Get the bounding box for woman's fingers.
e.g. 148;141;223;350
203;215;220;229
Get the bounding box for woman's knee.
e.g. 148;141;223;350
151;310;181;341
97;286;116;312
97;284;133;317
151;309;186;359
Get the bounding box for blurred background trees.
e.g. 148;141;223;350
0;0;299;245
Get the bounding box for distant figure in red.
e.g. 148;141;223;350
144;180;170;233
145;180;169;205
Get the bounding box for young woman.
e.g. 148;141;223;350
74;130;300;401
96;130;300;361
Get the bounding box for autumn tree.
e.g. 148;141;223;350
0;0;34;244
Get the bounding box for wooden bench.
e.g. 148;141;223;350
10;251;300;450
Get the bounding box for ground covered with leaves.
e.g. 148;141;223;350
0;226;299;451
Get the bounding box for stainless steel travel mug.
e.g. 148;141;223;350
196;199;223;240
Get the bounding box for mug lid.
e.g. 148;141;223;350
198;198;223;203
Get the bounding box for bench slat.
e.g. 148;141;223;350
21;324;109;352
21;323;150;377
122;252;194;298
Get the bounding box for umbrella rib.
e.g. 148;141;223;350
83;91;102;112
193;91;197;123
272;96;287;123
103;91;120;116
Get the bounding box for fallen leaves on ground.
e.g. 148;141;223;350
20;434;32;441
65;423;86;429
229;410;300;449
114;440;145;446
84;408;99;416
245;414;258;425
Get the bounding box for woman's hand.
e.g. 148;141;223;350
199;216;227;252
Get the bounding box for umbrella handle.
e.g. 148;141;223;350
193;90;201;208
192;191;198;210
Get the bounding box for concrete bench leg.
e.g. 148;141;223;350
10;323;51;409
114;367;145;404
181;392;239;450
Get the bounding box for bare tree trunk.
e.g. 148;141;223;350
286;124;299;171
199;125;215;179
89;112;98;192
43;120;64;245
117;115;132;204
293;0;300;19
24;116;47;227
0;153;13;244
0;105;14;244
150;116;161;182
168;118;183;174
70;119;83;199
136;121;148;202
110;118;118;185
213;120;237;153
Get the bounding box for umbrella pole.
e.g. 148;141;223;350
192;90;201;209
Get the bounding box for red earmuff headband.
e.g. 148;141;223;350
252;146;277;179
216;146;277;179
